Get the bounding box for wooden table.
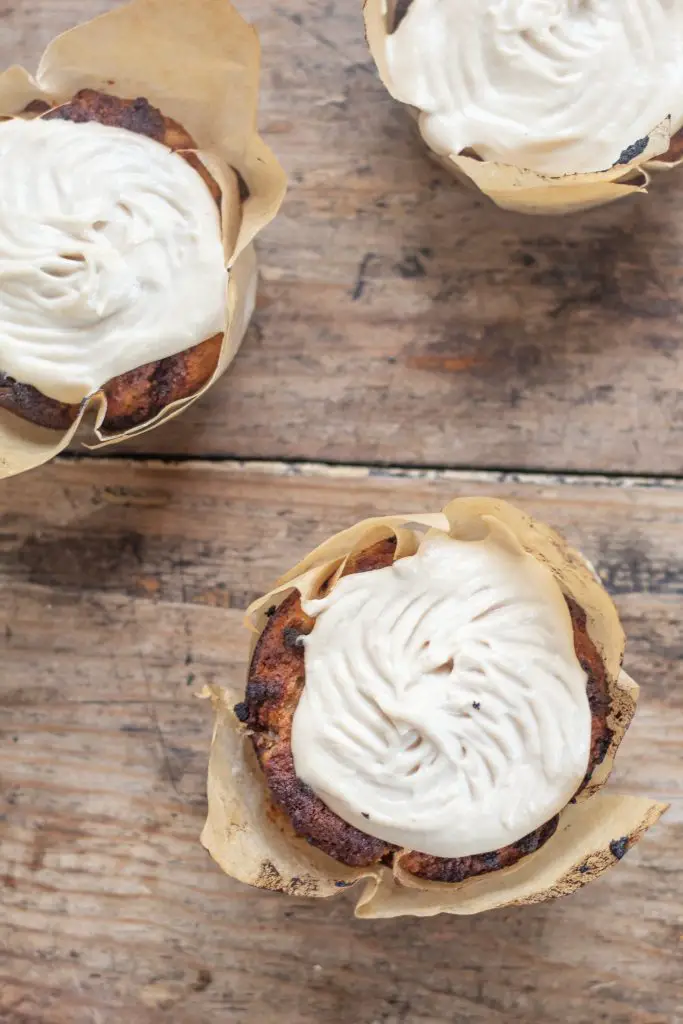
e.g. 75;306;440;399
1;3;682;1022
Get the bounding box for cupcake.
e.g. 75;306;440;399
0;0;286;478
203;499;666;919
364;0;681;213
0;90;230;434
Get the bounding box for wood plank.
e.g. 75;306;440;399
3;1;683;473
1;458;681;1024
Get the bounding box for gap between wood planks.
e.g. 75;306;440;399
58;452;683;489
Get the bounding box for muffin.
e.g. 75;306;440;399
0;0;286;479
203;499;666;918
0;89;228;434
364;0;681;212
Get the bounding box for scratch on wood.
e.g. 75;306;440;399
351;253;377;301
100;487;171;508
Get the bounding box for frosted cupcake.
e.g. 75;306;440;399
0;0;285;478
364;0;683;212
203;499;666;918
0;90;232;433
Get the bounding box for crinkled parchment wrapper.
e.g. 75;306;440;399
0;0;286;479
202;497;667;919
364;0;681;215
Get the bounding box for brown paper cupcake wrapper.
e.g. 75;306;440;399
363;0;674;215
202;498;666;918
0;0;286;478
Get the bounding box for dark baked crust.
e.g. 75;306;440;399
0;377;79;431
241;539;398;868
242;537;614;881
0;90;223;434
399;815;560;883
96;332;223;433
570;596;613;789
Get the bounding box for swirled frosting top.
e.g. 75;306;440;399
0;117;228;403
384;0;683;175
292;520;591;858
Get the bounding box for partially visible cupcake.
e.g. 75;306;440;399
203;499;666;918
0;89;230;434
0;0;286;477
364;0;682;212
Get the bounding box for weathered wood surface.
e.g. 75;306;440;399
2;1;683;1022
1;460;682;1024
3;0;683;473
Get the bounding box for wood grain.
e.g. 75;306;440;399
1;459;682;1024
3;0;683;473
1;2;683;1021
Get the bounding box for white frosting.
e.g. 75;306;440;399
0;117;227;403
385;0;683;175
292;521;591;858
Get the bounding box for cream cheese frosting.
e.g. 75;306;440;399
0;116;228;403
384;0;683;175
292;520;591;858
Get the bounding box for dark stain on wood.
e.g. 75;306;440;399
191;969;213;993
17;530;145;591
29;832;50;873
394;251;427;279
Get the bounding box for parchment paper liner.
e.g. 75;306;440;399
363;0;676;215
202;498;667;918
0;0;286;479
